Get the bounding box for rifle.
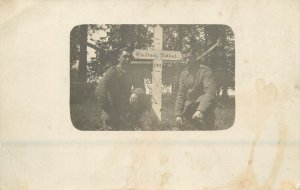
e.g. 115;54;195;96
196;38;221;62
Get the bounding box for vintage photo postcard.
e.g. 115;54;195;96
0;0;299;190
70;24;235;131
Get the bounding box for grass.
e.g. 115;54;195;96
70;95;235;131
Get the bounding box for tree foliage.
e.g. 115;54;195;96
70;24;235;100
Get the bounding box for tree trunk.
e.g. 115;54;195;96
78;25;88;101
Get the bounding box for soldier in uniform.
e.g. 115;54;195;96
95;47;145;130
175;49;216;130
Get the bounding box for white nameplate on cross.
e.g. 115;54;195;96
133;50;182;60
132;25;182;121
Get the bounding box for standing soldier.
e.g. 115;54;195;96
175;49;216;130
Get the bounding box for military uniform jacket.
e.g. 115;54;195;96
95;66;144;115
175;64;216;117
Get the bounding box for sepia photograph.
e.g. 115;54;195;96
70;24;235;131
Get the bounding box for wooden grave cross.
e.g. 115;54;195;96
132;25;182;121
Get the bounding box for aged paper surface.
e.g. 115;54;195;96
0;0;299;189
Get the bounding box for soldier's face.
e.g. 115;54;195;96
119;51;132;66
183;55;197;68
183;56;194;64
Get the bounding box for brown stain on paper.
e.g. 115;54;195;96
279;180;298;190
204;79;291;190
160;156;169;165
0;0;17;23
160;172;171;187
0;0;16;11
122;79;293;189
124;142;150;189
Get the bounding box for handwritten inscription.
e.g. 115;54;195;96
133;50;182;60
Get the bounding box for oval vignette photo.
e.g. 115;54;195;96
70;24;235;131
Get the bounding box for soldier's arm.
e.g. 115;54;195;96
132;86;145;97
128;71;146;96
196;68;216;113
175;72;186;116
95;67;115;111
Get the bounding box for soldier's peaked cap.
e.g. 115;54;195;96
119;47;133;54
